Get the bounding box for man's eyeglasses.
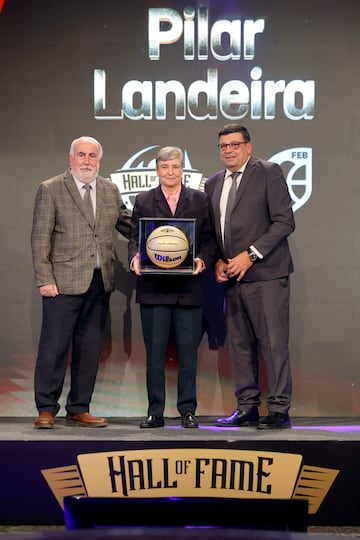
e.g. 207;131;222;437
217;141;247;151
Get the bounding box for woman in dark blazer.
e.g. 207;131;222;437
128;146;216;429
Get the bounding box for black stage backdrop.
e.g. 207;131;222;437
0;0;359;418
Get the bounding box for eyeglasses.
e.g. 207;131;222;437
217;141;247;151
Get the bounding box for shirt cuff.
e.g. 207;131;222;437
249;244;264;259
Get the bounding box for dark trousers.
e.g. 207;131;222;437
226;277;292;414
140;304;203;417
34;270;110;416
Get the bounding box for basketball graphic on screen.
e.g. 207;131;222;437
146;225;190;269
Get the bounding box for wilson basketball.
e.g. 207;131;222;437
146;225;190;269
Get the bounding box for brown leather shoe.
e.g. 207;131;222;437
34;412;54;429
66;412;108;428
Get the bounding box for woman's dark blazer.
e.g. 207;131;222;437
128;184;217;305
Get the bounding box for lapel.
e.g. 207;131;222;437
95;177;105;226
64;170;95;229
154;185;173;217
232;157;254;209
174;185;189;216
212;172;226;240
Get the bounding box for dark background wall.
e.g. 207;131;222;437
0;0;359;418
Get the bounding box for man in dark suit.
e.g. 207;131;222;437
128;146;216;429
31;136;131;429
205;124;295;429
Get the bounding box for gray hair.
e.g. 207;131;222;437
156;146;183;166
69;136;104;159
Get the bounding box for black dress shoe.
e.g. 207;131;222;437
182;412;199;428
215;407;259;427
139;415;164;429
257;412;291;430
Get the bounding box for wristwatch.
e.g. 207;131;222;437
247;248;258;262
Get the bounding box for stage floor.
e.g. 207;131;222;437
1;417;359;528
2;415;360;441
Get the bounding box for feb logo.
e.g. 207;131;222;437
110;145;204;211
269;147;312;213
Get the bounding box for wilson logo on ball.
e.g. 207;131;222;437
146;225;190;269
